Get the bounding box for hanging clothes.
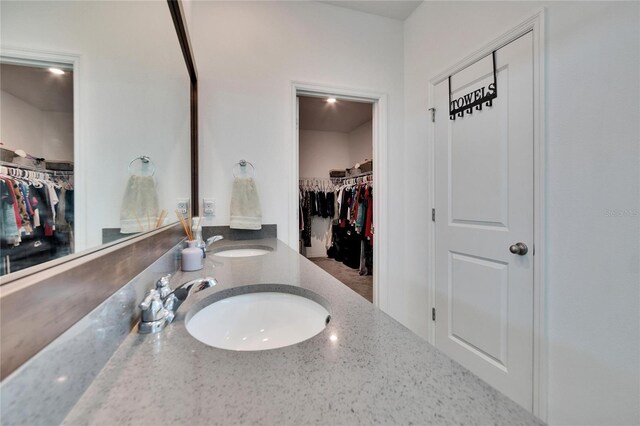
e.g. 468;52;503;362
299;178;337;249
1;165;74;275
323;173;373;274
301;189;312;247
0;179;19;244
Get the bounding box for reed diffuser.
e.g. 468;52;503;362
175;208;203;271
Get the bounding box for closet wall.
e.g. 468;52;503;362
0;90;74;161
299;122;372;258
347;121;373;164
299;131;351;178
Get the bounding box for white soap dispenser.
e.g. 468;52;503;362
181;240;203;271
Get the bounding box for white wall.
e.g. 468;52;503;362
299;130;351;179
192;0;404;289
1;1;191;250
1;90;74;161
348;120;373;165
403;2;640;424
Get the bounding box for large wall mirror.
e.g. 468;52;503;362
0;1;192;280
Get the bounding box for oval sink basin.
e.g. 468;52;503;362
212;247;272;257
186;291;330;351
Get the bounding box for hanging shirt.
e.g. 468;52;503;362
0;179;20;244
45;182;59;228
365;185;373;245
10;180;32;234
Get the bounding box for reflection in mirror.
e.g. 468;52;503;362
1;62;75;275
0;1;190;279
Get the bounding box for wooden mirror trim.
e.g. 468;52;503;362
0;0;198;379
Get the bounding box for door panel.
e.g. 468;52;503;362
435;32;534;410
450;252;508;367
451;69;509;227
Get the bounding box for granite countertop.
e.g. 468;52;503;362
62;238;542;425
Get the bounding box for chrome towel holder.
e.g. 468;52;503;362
233;159;255;178
128;155;156;176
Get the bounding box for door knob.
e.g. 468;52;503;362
509;242;528;255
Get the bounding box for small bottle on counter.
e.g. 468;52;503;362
181;240;204;271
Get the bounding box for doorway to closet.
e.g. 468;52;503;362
297;94;374;303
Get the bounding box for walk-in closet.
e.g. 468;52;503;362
0;62;74;275
298;95;374;302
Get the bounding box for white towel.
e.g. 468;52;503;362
120;175;159;233
230;176;262;230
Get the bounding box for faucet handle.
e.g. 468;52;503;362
155;274;172;298
140;289;166;323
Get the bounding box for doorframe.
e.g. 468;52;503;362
425;9;547;420
289;81;389;309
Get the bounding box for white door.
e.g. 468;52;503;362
434;32;534;410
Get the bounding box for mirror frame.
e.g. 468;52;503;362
0;0;198;379
168;0;199;216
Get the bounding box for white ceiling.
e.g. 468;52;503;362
1;63;73;113
320;1;422;21
299;95;372;133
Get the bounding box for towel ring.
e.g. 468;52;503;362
232;159;255;178
128;155;155;177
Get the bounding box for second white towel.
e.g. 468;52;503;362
230;176;262;230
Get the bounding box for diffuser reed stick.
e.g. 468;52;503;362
156;209;167;228
175;209;192;240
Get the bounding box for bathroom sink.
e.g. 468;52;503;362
185;289;330;351
212;246;272;257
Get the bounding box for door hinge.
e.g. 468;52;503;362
428;108;435;123
432;208;436;222
432;307;436;321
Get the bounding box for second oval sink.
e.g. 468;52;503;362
185;290;330;351
212;246;273;257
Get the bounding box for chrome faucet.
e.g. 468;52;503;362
138;275;217;334
205;235;224;250
197;235;223;258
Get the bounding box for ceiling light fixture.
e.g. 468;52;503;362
326;97;337;104
48;68;65;75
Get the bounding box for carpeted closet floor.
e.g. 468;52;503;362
309;258;373;303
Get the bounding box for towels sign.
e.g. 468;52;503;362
449;51;498;120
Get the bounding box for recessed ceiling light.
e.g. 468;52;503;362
326;97;337;104
48;68;65;75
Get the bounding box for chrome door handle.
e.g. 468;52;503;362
509;242;528;255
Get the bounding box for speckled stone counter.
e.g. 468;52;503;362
62;239;542;425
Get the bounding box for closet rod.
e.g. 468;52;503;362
0;161;74;176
